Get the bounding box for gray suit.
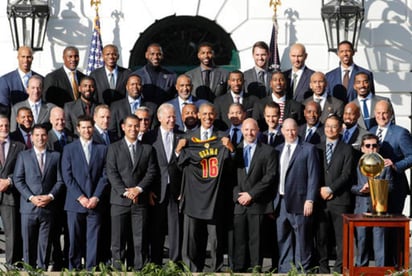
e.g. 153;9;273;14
185;66;229;102
303;95;344;124
350;95;392;130
243;68;271;98
10;100;56;132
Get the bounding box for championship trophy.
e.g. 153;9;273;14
359;152;390;216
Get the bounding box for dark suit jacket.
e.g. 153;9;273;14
13;149;63;214
214;92;259;130
64;99;97;135
47;129;75;153
370;123;412;204
283;66;315;103
166;96;208;132
274;140;320;214
61;140;108;213
233;142;277;214
259;130;284;147
43;67;86;107
133;65;176;105
317;139;355;208
243;68;271;98
303;95;344;124
298;123;324;145
92;127;117;145
325;64;375;103
185;66;229;102
109;97;157;139
350;95;392;130
10;100;56;132
89;66;131;105
252;95;304;130
0;69;43;108
142;128;184;203
0;139;25;206
106;139;157;211
9;129;27;146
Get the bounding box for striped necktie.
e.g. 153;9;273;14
326;143;333;165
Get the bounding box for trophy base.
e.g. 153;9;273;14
362;212;392;218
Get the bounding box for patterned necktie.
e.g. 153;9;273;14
342;70;350;89
244;145;251;173
343;129;350;143
234;96;240;104
377;128;383;144
202;131;208;141
278;101;285;125
102;131;110;145
131;100;139;114
258;71;265;83
326;143;333;165
292;73;298;94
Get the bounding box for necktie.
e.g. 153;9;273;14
164;132;173;162
362;99;370;129
130;144;136;165
342;70;350;90
0;141;5;167
305;128;313;142
231;128;238;145
202;131;208;141
102;131;110;145
314;97;321;103
244;145;251;173
280;144;291;195
377;128;383;144
326;143;333;165
234;96;240;104
84;143;91;164
203;70;210;87
23;74;30;88
292;73;298;94
258;71;265;83
109;73;116;89
26;133;32;149
59;133;66;147
38;152;44;174
269;132;275;145
278;101;285;125
33;104;39;123
131;100;139;114
85;103;91;116
71;71;79;100
343;129;350;143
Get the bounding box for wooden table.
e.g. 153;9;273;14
342;213;410;276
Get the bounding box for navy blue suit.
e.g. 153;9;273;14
61;140;108;270
283;66;315;103
351;166;392;266
325;64;375;103
274;139;320;272
370;123;412;214
0;69;43;114
13;149;63;269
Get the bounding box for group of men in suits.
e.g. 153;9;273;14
0;37;410;274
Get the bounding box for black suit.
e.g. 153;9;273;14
64;99;97;135
106;138;157;270
214;92;259;130
0;139;25;265
283;67;315;103
142;128;184;264
89;66;131;105
47;129;75;153
259;130;284;147
315;139;354;273
232;142;277;271
252;95;304;130
10;128;29;148
109;97;157;139
43;67;85;107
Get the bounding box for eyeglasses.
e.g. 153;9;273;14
364;143;378;149
137;117;150;122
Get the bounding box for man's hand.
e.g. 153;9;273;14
237;192;252;206
86;197;99;209
125;187;141;203
221;137;235;152
175;139;188;155
320;187;333;200
78;195;89;208
303;200;313;216
359;182;370;194
384;158;396;170
0;178;10;192
31;195;53;208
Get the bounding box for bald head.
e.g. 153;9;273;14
241;118;259;144
289;43;307;71
374;100;393;127
343;102;360;128
281;118;299;143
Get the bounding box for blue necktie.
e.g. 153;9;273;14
343;130;350;143
131;100;140;113
244;145;251;173
326;143;333;165
362;99;370;129
305;128;312;142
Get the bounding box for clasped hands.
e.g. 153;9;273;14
77;195;99;209
124;187;140;204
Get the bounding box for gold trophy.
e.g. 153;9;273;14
359;152;389;216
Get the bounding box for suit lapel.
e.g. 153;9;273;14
37;103;48;123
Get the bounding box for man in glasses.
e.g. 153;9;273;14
351;133;391;267
135;106;152;141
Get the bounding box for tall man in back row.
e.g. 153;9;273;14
176;103;235;272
